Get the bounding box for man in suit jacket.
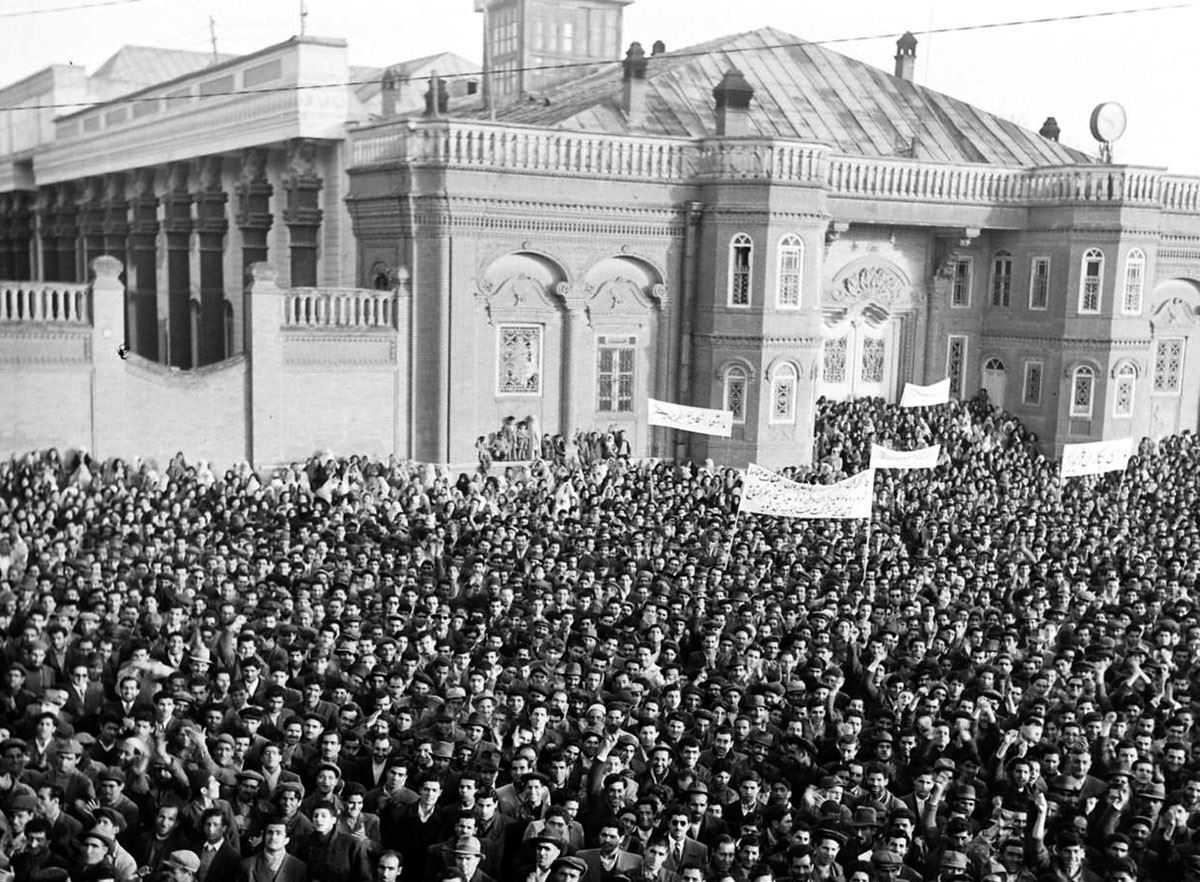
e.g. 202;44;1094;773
577;822;642;882
238;818;310;882
301;801;371;882
661;806;707;875
195;808;243;882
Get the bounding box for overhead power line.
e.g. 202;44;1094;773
0;0;141;17
0;1;1192;112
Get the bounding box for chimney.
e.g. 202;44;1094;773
381;68;399;117
423;71;449;117
622;42;648;128
894;31;917;81
651;40;666;56
1039;117;1061;142
712;67;755;137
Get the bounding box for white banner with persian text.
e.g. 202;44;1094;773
1060;438;1135;478
741;463;875;519
870;444;942;470
900;378;951;407
647;399;733;437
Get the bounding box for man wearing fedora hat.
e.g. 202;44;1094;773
449;836;496;882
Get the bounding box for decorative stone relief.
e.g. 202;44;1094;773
1150;296;1199;332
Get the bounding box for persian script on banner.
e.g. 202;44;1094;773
870;444;942;470
900;378;951;407
1060;438;1135;479
740;463;875;519
647;399;733;437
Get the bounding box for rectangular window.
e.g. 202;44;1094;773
1022;360;1043;406
596;337;635;412
1071;370;1095;418
561;21;574;54
951;258;972;308
728;236;752;307
1079;249;1103;313
1122;250;1146;315
497;324;542;396
724;371;747;424
776;236;803;308
1114;370;1135;418
770;368;797;424
946;335;967;399
1029;257;1050;310
990;253;1013;307
1153;338;1185;394
532;20;544;51
823;336;847;384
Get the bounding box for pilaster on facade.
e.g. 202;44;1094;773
127;168;159;361
235;147;275;292
193;156;230;366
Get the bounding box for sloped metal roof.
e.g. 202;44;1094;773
91;46;235;89
466;27;1093;166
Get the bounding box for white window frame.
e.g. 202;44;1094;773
1122;248;1146;315
723;365;748;425
727;233;753;308
1113;363;1136;418
1078;248;1104;314
950;258;972;308
946;335;968;399
1070;365;1096;418
596;335;635;413
1022;360;1043;406
1028;256;1051;311
990;251;1013;307
769;363;797;424
776;233;804;310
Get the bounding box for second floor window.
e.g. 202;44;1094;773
1079;248;1104;313
776;234;803;308
951;258;972;307
990;251;1013;307
596;337;634;412
1122;248;1146;314
729;234;752;307
1029;257;1050;310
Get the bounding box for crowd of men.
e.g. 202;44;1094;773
0;392;1198;882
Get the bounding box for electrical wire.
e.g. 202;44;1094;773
0;1;1193;112
0;0;140;17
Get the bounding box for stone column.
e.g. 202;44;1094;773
78;177;107;273
161;162;193;369
127;168;159;361
558;291;586;438
193;155;229;366
8;193;33;280
0;193;12;279
37;186;58;282
234;147;273;289
54;182;79;282
282;139;323;287
245;263;284;468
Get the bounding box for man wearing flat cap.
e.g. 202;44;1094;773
160;850;201;882
550;855;588;882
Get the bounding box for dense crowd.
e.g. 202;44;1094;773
0;393;1198;882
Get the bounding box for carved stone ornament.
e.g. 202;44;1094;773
474;274;565;323
1150;296;1200;332
828;263;909;309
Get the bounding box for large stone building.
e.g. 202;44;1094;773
2;3;1199;469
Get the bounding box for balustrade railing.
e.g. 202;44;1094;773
350;120;1200;214
283;288;395;329
0;282;90;324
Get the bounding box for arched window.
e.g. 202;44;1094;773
1113;363;1136;418
728;234;752;307
1070;365;1096;418
769;363;797;424
723;365;748;424
1079;248;1104;313
990;250;1013;307
776;234;804;309
1122;248;1146;314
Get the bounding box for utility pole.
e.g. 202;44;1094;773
209;15;218;61
299;0;307;36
